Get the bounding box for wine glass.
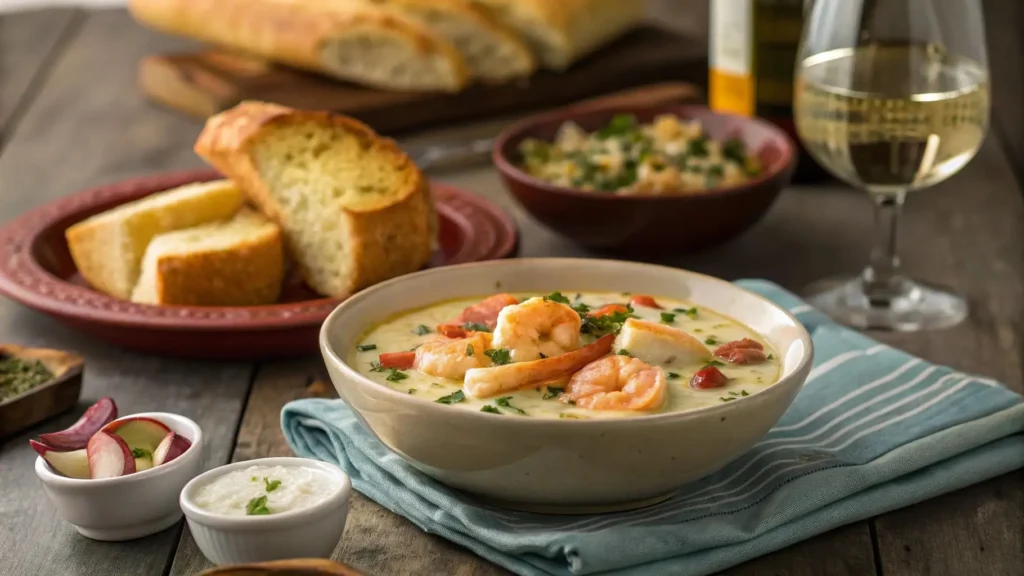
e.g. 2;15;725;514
793;0;990;331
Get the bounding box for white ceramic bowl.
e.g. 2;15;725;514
320;258;814;513
34;412;203;540
180;457;352;566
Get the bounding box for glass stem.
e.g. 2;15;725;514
862;191;907;303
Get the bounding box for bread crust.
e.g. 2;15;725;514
194;101;433;297
128;0;468;91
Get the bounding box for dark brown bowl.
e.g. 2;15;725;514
493;104;797;255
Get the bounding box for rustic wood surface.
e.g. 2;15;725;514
0;4;1021;576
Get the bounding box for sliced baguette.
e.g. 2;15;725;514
130;208;285;306
470;0;647;70
128;0;469;92
66;180;244;300
355;0;535;83
194;101;433;298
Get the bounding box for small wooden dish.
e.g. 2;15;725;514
199;559;364;576
0;344;84;439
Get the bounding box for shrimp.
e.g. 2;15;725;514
414;332;492;380
615;318;709;366
464;334;614;399
491;297;582;362
563;355;668;411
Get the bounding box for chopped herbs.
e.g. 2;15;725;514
414;325;432;335
484;348;512;366
357;344;377;352
766;354;774;360
617;349;633;357
741;390;750;396
251;476;257;482
667;372;681;380
596;113;638;139
480;405;502;415
436;390;466;405
385;368;408;382
704;336;719;345
660;312;676;324
719;396;738;403
705;360;725;367
495;396;527;415
559;413;579;419
0;356;53;402
723;138;747;165
581;304;634;337
131;448;151;459
463;322;491;333
673;307;699;319
407;388;416;394
466;344;475;357
688;137;709;157
246;495;271;515
369;361;385;373
545;291;572;305
264;478;282;492
542;386;564;400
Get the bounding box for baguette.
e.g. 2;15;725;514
66;180;244;300
194;101;433;297
470;0;647;70
131;208;285;307
128;0;469;92
355;0;535;83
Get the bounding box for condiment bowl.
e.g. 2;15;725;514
180;457;352;566
34;411;203;541
492;105;797;255
320;258;813;513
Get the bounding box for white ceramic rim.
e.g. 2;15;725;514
179;457;352;530
34;412;202;488
320;258;814;427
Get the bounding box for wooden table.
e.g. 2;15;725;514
1;7;1021;576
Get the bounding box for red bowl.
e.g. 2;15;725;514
492;104;797;255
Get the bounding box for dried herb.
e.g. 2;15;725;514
0;356;53;402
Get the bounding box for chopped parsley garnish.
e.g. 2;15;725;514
246;495;271;515
264;477;281;492
705;360;725;367
597;113;638;139
688;137;709;157
414;325;431;335
131;448;151;459
436;390;466;405
407;388;416;394
370;361;385;373
385;368;408;382
484;348;512;366
660;312;676;324
545;291;572;305
481;405;502;415
495;396;526;415
581;304;634;337
723;139;748;165
357;344;377;352
251;476;257;482
617;349;632;357
621;292;632;297
559;413;579;419
766;354;774;360
463;322;491;333
719;397;737;403
741;390;750;396
542;386;564;400
729;391;740;396
704;336;719;345
466;344;475;357
674;307;699;319
667;372;681;380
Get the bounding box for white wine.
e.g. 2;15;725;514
794;44;989;194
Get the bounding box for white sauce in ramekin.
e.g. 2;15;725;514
192;464;340;516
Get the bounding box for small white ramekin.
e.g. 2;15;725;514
34;412;204;541
179;457;352;566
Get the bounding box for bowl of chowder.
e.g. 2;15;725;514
320;259;813;513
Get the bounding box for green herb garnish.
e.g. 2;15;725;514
719;397;737;403
617;349;632;357
667;372;681;380
0;357;53;402
581;304;634;337
463;322;491;333
597;113;638;139
705;360;725;367
767;354;774;360
741;390;750;396
436;390;466;405
673;307;699;319
385;368;408;382
251;476;257;482
131;448;151;459
484;348;512;366
688;137;709;157
481;405;502;415
559;413;579;419
246;495;271;515
264;477;282;492
414;325;431;335
722;138;747;165
542;386;565;400
545;291;572;305
369;361;385;373
495;396;526;415
466;344;475;357
660;312;676;324
705;336;719;345
357;344;377;352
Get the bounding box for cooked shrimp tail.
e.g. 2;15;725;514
564;355;668;411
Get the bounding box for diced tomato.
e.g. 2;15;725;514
630;295;662;309
590;304;630;318
454;293;519;329
690;366;728;389
378;351;416;370
713;338;766;365
437;323;468;338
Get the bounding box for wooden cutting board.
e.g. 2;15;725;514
139;25;707;135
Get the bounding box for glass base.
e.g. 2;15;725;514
803;275;967;332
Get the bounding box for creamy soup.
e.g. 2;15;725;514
352;292;780;419
192;465;341;516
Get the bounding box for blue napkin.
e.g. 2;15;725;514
282;280;1024;576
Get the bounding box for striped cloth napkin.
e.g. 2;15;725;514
281;280;1024;576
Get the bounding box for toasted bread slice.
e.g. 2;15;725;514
129;0;469;92
194;101;433;297
130;208;284;306
66;180;244;300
